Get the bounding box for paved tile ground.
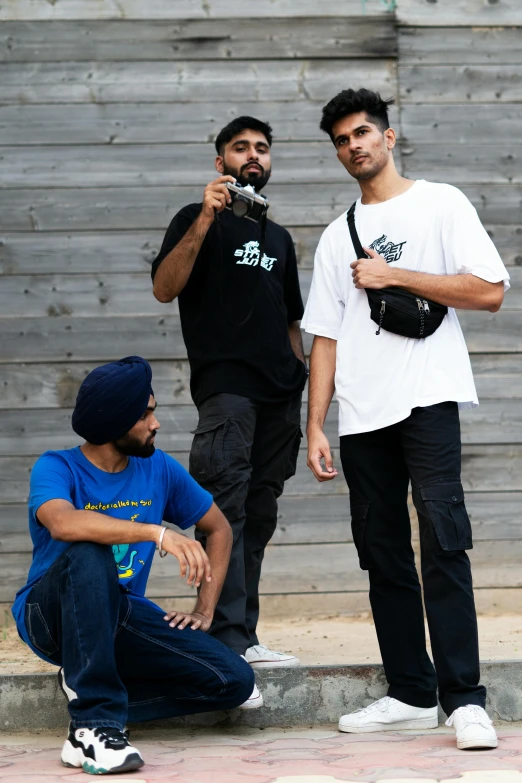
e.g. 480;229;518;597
1;725;521;782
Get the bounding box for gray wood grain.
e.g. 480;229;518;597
2;494;520;550
457;311;522;353
0;19;396;62
3;492;521;553
2;184;521;231
0;60;396;104
0;0;392;21
0;184;361;231
0;228;324;275
0;102;401;146
1;268;520;319
1;399;522;457
87;536;522;595
0;355;520;418
2;354;522;411
2;445;522;505
2;223;518;275
4;140;522;189
399;27;522;65
0;142;348;188
470;354;522;399
2;536;522;604
0;273;176;317
0;315;186;363
1;309;521;364
396;0;522;26
400;65;522;103
0;102;330;146
402;145;522;185
0;361;193;409
401;105;522;145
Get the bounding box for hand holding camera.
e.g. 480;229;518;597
200;175;269;225
200;175;236;222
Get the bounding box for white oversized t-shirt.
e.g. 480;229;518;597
301;180;510;436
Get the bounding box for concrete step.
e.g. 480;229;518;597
1;661;522;732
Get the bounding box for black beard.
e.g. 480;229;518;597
224;163;271;192
114;433;156;458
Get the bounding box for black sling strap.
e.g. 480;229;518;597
346;202;369;260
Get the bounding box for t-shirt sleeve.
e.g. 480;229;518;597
150;205;200;281
283;233;305;322
29;453;74;522
443;188;510;291
301;231;344;340
161;453;213;530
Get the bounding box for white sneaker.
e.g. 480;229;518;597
238;655;264;709
61;724;144;774
238;682;264;710
339;696;439;733
57;668;77;702
245;644;300;668
446;704;498;749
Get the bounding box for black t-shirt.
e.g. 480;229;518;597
151;203;307;406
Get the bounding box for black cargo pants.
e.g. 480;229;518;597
189;392;302;654
340;401;486;717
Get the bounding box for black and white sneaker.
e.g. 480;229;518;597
61;724;144;775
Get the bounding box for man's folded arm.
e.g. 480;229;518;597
37;498;163;545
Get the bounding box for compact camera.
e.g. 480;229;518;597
225;182;269;222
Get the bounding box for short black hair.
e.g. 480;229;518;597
214;116;273;155
320;88;395;142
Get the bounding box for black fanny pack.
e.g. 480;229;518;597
347;202;447;339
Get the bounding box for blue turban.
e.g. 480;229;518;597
72;356;154;445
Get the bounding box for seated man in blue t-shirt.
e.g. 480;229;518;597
12;356;254;776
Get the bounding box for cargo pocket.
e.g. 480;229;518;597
418;481;473;551
285;427;302;481
350;499;370;570
189;417;231;481
25;602;59;657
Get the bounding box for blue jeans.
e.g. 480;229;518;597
24;541;254;730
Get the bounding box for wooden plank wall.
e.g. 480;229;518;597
1;0;521;617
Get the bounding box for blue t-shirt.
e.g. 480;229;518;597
12;446;213;654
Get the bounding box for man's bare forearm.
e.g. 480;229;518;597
389;270;504;312
193;524;232;618
153;213;213;303
307;335;336;433
289;320;306;364
43;504;161;546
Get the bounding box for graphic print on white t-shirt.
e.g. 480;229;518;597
301;180;511;436
369;234;407;264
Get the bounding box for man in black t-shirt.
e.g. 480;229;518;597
151;117;307;708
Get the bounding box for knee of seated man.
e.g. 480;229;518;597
196;654;254;704
65;540;117;569
227;657;255;705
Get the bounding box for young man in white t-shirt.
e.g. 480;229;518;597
302;88;509;750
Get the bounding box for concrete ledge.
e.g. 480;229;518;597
1;661;522;732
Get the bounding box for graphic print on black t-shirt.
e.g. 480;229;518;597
369;234;407;264
151;203;307;406
234;240;277;271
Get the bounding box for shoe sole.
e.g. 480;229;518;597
238;695;264;710
248;660;300;669
457;738;498;750
62;754;144;775
339;716;439;733
61;743;144;774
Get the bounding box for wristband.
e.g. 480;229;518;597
157;526;167;558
